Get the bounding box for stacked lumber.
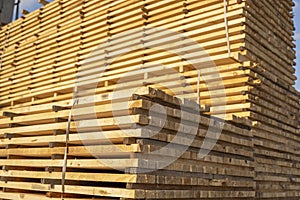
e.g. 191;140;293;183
239;1;300;199
0;87;254;199
0;0;299;199
0;0;256;120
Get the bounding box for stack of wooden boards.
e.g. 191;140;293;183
0;0;255;117
0;87;254;199
241;1;300;199
0;0;299;199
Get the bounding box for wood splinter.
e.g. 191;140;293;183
22;9;29;15
38;0;49;5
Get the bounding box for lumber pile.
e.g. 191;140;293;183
241;1;300;199
0;0;253;117
0;0;299;199
0;87;254;199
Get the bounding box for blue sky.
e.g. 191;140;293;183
17;0;44;17
16;0;300;91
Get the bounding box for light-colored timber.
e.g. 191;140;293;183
0;0;299;199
